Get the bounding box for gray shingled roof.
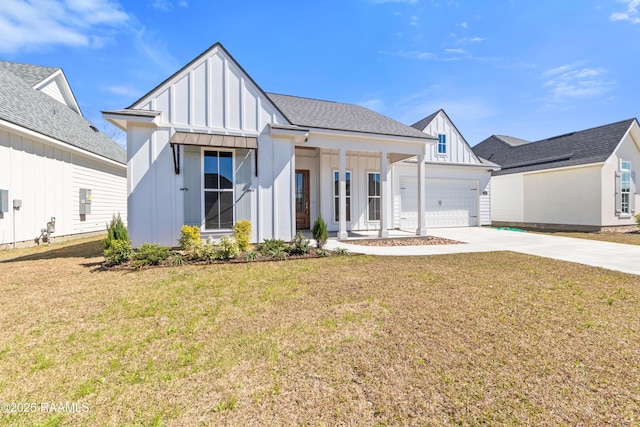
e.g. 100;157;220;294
410;110;440;132
0;60;126;164
472;119;636;176
0;61;58;87
267;93;434;140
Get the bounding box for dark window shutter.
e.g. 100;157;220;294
615;170;622;215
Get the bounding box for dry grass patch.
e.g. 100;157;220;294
0;238;639;426
546;230;640;246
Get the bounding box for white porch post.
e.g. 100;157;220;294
416;150;427;236
338;149;348;240
379;150;389;238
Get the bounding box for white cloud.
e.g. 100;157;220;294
459;21;468;28
150;0;187;11
409;15;419;26
445;48;467;54
358;99;385;112
0;0;129;53
103;84;141;97
610;0;640;23
542;64;615;104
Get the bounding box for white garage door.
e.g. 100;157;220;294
400;178;478;229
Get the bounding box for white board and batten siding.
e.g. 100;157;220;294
418;111;483;165
393;110;493;229
0;127;126;247
126;45;292;246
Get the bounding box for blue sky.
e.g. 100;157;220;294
1;0;639;145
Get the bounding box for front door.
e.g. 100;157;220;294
295;170;310;229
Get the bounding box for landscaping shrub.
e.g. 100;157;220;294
636;213;640;229
270;247;288;260
259;239;286;255
103;213;129;250
316;248;331;257
312;215;328;248
179;225;201;253
233;220;252;252
103;239;132;265
133;243;172;266
289;231;311;255
217;235;240;260
196;241;219;262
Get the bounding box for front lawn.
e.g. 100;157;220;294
0;238;638;426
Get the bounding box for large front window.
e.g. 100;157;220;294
333;171;351;222
368;172;381;221
621;161;631;215
204;150;234;229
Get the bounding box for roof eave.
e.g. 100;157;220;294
102;109;162;131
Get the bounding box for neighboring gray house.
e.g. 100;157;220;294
473;119;640;231
0;60;127;247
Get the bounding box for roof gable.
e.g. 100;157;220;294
128;42;288;130
473;119;637;175
0;65;125;164
267;93;433;139
410;109;483;164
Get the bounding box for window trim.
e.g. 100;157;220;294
367;171;381;223
620;159;632;216
201;148;235;231
437;134;447;155
333;170;352;223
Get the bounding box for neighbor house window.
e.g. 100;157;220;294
333;171;351;222
437;134;447;154
621;161;631;215
204;150;234;229
368;172;381;221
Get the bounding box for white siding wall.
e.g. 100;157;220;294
126;46;291;245
0;126;126;247
490;174;525;222
39;79;66;106
523;166;601;226
419;111;482;164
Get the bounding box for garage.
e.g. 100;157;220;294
400;178;478;229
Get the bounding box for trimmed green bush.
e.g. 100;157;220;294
636;213;640;229
103;213;129;250
133;243;172;266
289;231;311;255
259;239;286;255
233;220;252;252
311;215;328;249
179;225;202;254
217;235;240;260
103;239;132;265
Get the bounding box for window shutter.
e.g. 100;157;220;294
615;170;622;215
631;171;637;214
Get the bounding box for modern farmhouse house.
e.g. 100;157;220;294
0;60;127;248
104;43;497;246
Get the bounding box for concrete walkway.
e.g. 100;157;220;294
324;227;640;276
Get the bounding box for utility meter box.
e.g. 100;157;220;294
79;188;92;215
0;189;7;212
13;199;22;210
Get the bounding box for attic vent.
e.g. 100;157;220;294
89;125;99;132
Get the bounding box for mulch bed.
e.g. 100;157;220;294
343;236;462;246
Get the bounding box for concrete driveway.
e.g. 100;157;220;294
324;227;640;275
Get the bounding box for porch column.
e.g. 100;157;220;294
379;150;389;238
416;150;427;236
338;149;348;240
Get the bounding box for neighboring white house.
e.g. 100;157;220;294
472;119;640;231
104;43;493;247
393;109;498;229
0;60;127;248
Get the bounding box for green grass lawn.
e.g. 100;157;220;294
0;238;639;426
